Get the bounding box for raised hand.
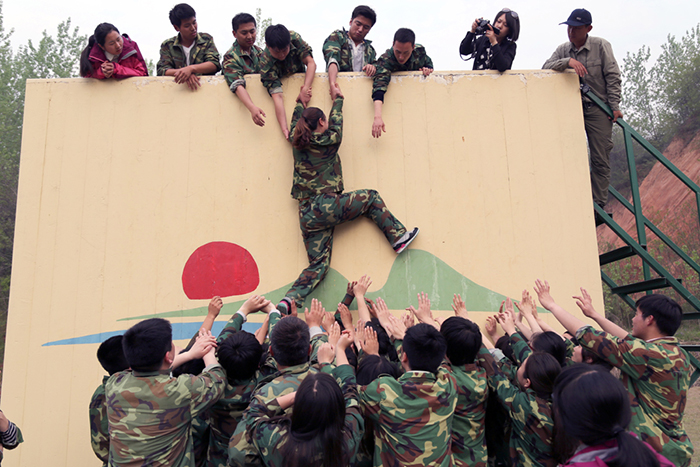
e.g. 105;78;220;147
452;293;468;319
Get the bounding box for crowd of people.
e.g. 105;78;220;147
89;277;694;467
69;4;679;467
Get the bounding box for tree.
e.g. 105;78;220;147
255;8;272;49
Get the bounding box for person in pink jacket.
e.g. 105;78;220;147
553;364;675;467
80;23;148;79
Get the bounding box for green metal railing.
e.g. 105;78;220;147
584;90;700;380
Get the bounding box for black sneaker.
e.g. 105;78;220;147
393;228;419;254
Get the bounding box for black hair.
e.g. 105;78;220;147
270;317;310;367
292;107;325;150
440;317;482;366
232;13;256;31
169;3;196;27
122;318;172;372
393;28;415;46
495;335;517;364
217;331;263;382
580;346;614;371
367;319;399;361
356;355;401;385
97;335;129;375
345;346;358;370
636;294;682;336
80;23;120;77
351;5;377;26
279;372;349;467
172;349;205;377
265;24;291;50
553;364;661;467
494;9;520;42
531;331;567;367
522;352;561;398
402;323;447;373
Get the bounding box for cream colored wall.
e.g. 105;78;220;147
4;70;601;466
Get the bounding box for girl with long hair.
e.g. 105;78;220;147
553;365;674;467
460;8;520;71
80;23;148;79
247;336;363;467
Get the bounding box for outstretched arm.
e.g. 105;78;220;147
271;93;289;139
573;287;628;339
533;279;587;334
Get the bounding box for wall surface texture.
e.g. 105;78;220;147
4;69;601;466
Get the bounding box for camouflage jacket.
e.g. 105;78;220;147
157;32;221;76
288;96;344;199
322;28;376;72
477;347;556;467
372;45;433;100
89;375;110;466
207;313;278;467
106;364;226;467
360;340;458;467
260;31;313;94
448;362;488;467
222;40;263;93
577;326;694;467
247;364;364;467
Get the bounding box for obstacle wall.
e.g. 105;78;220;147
4;69;600;466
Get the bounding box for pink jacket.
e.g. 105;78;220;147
86;34;147;79
562;438;676;467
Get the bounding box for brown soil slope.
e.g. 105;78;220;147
598;133;700;247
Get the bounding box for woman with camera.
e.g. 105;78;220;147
460;8;520;72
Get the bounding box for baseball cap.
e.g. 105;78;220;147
560;8;592;26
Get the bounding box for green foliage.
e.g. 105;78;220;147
622;24;700;149
254;8;272;49
146;58;155;76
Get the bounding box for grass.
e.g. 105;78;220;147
687;385;699;466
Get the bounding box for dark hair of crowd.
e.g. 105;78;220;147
97;335;129;375
169;3;196;27
356;354;400;385
440;316;482;366
79;23;120;77
278;372;350;467
636;294;682;336
553;364;661;467
122;318;172;372
265;24;291;50
531;331;567;367
172;349;205;377
402;323;447;373
217;330;263;382
292;107;326;150
351;5;376;26
270;316;310;367
393;28;415;46
232;13;256;32
522;352;561;398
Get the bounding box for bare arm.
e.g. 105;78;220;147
533;280;587;335
235;86;266;127
271;93;289;139
574;287;628;339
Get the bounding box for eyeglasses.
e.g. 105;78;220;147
500;8;519;18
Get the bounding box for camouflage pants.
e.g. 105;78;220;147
285;189;407;305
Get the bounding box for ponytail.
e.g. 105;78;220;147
80;35;97;77
606;430;660;467
292;107;325;150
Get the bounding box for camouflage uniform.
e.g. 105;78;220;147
207;313;278;467
89;375;110;466
246;364;364;467
283;96;407;307
322;28;376;72
372;45;434;101
477;347;556;467
222;40;263;94
360;340;458;467
259;31;312;95
106;364;226;466
157;33;221;76
576;325;694;467
448;362;489;467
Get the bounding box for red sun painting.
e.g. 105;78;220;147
182;242;260;299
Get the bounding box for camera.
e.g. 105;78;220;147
474;18;500;36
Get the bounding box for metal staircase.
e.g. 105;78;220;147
584;90;700;383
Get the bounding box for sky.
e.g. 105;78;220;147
3;0;699;74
